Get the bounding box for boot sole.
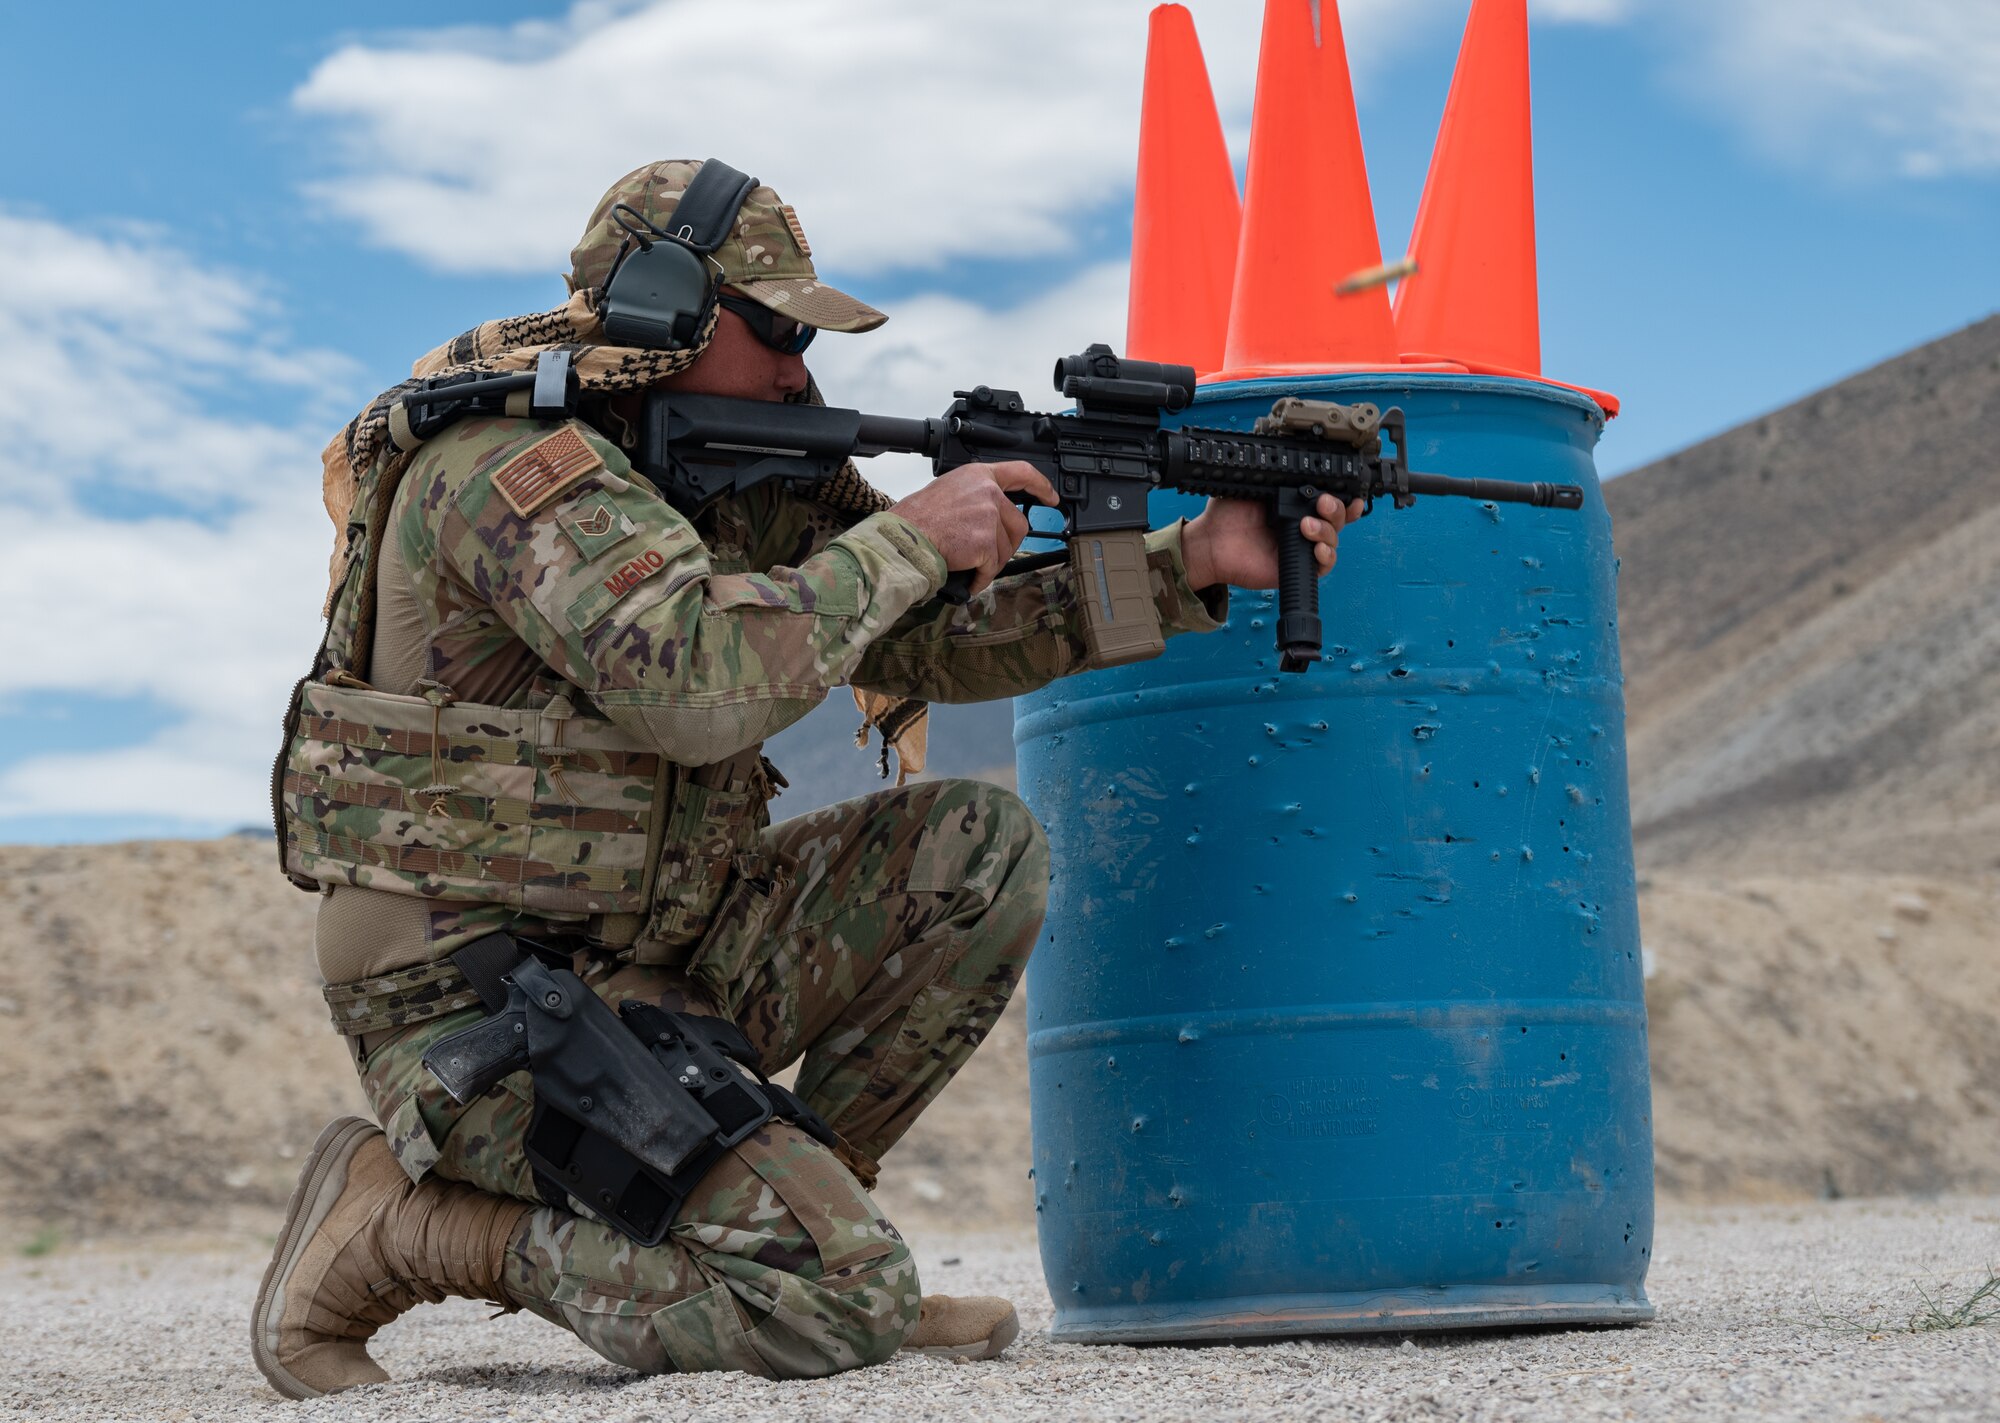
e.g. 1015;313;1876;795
250;1116;383;1400
906;1306;1021;1361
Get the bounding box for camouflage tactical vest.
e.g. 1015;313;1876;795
274;417;769;958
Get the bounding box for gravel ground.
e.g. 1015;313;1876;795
4;1198;1996;1423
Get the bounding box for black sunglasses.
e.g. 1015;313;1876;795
717;293;816;355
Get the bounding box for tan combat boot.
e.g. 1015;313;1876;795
250;1116;529;1399
902;1294;1021;1360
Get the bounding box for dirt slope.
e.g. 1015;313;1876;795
1605;314;2000;876
1639;872;2000;1200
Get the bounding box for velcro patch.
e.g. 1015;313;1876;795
493;427;604;518
565;546;673;632
556;493;638;560
602;548;668;599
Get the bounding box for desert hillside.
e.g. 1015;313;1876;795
1605;314;2000;877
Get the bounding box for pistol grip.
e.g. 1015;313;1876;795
1071;528;1164;669
938;568;974;605
422;1010;529;1103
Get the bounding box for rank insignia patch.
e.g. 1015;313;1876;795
556;494;637;560
492;427;603;518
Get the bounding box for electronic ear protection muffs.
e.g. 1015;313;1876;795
599;159;760;350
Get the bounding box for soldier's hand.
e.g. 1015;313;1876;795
1181;491;1368;592
892;462;1058;595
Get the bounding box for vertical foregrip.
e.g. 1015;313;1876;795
1271;486;1323;673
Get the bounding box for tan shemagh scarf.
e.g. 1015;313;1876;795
316;289;928;782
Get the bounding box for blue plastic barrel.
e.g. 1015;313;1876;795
1014;372;1653;1342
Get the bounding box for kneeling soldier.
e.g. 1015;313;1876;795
256;159;1360;1394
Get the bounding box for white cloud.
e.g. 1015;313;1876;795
1659;0;2000;179
0;215;351;513
289;0;2000;302
289;0;1455;280
0;215;347;832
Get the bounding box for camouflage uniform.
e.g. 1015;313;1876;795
288;161;1229;1379
355;777;1048;1376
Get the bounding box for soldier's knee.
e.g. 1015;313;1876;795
977;783;1049;892
978;781;1037;840
761;1236;920;1378
834;1238;921;1370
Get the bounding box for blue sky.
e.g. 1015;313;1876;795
0;0;1994;843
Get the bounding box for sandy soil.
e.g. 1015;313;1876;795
1639;872;2000;1201
3;1199;1996;1422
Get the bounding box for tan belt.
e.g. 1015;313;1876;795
323;936;695;1038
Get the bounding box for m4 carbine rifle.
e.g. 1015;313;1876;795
401;344;1585;672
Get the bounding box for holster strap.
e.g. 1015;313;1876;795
324;958;481;1038
451;932;533;1014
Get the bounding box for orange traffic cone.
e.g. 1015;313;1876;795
1394;0;1540;376
1126;4;1240;375
1218;0;1396;377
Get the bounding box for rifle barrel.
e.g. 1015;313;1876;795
1405;472;1585;510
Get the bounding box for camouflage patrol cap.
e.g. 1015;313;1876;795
569;160;887;334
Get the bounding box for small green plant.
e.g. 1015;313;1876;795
1905;1271;2000;1333
19;1227;61;1258
1820;1267;2000;1335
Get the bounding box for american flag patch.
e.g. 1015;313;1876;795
492;427;603;518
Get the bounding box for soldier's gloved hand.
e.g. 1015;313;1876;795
1181;491;1367;592
892;461;1058;595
